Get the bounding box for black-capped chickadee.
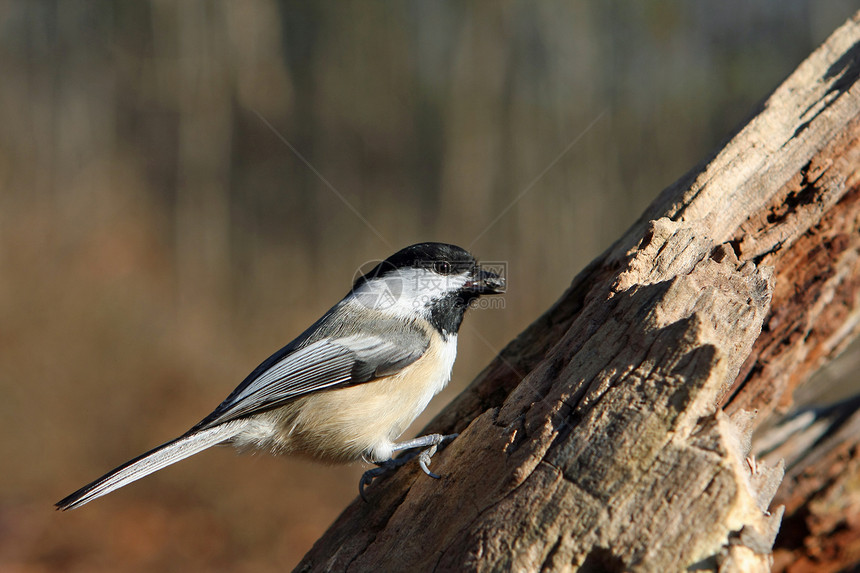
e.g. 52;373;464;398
56;242;505;510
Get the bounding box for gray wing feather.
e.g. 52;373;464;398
203;339;357;424
196;323;429;430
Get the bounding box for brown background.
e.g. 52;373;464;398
1;2;858;571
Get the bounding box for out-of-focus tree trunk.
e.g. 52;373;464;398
154;2;233;323
297;12;860;572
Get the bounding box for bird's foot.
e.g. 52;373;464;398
359;433;458;501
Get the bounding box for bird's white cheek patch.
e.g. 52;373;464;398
352;268;470;320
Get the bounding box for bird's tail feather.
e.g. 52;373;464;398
55;420;246;510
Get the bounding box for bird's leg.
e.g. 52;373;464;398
359;433;458;501
390;432;460;477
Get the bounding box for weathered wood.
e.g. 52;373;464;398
297;12;860;572
757;396;860;572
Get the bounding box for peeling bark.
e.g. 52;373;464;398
297;12;860;572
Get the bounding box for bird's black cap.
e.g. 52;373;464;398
352;243;477;290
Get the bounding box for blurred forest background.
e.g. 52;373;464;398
2;1;858;572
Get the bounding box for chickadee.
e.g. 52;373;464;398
56;242;504;510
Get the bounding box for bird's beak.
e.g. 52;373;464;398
464;268;505;295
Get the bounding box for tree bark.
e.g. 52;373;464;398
297;12;860;572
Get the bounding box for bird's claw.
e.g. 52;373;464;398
418;444;440;479
359;465;390;502
358;433;457;501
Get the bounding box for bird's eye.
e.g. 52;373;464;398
434;261;452;274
